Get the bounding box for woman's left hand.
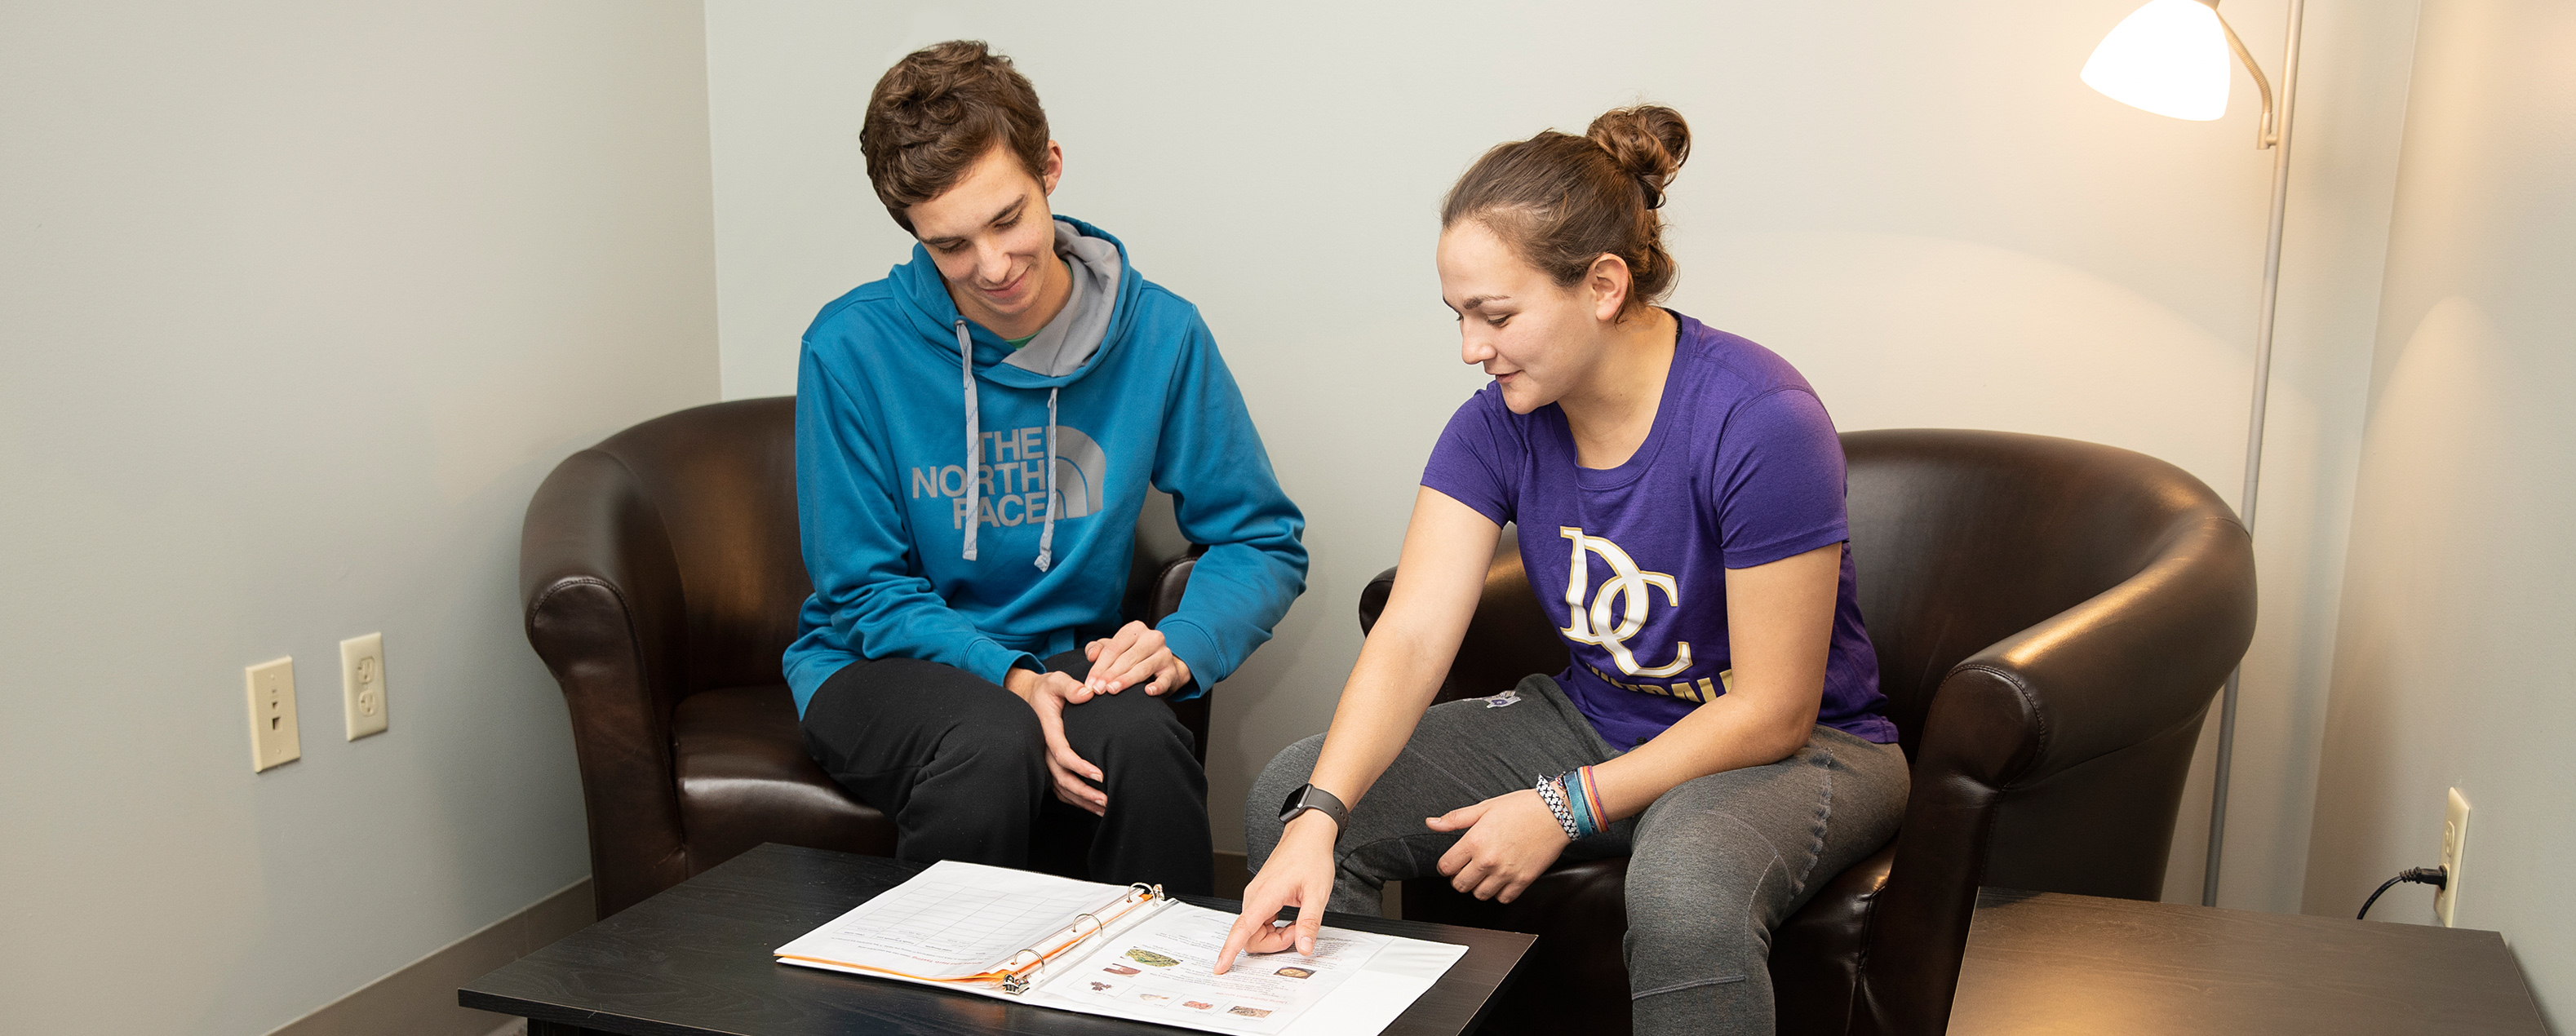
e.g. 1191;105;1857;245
1083;621;1191;697
1425;789;1572;903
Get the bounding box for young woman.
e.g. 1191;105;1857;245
1216;107;1908;1035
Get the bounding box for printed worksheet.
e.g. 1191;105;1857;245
1026;901;1386;1034
774;860;1133;980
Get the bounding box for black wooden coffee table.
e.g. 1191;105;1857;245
1947;888;2547;1034
461;843;1536;1036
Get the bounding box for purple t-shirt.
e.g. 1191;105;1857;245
1421;312;1896;749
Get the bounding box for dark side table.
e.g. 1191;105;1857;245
1948;888;2547;1034
460;843;1535;1036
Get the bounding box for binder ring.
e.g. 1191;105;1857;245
999;883;1165;995
1000;956;1046;995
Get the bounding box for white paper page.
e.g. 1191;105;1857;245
1283;971;1443;1036
772;860;1128;981
1026;901;1456;1035
1277;936;1470;1036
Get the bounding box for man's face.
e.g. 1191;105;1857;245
907;141;1066;334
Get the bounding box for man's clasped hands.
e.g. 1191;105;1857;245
999;620;1193;816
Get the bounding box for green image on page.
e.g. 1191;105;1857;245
1124;949;1181;968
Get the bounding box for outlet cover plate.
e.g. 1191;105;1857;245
246;657;301;772
340;632;388;740
2436;787;2471;926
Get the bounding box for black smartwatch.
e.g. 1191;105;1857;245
1278;783;1350;834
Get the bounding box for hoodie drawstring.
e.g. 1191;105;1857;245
955;319;979;563
957;317;1062;573
1036;387;1058;572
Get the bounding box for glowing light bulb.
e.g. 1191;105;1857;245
2082;0;2232;122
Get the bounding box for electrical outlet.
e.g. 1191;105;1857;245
2435;787;2472;926
245;657;301;772
339;632;388;740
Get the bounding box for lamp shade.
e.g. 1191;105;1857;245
2082;0;2232;121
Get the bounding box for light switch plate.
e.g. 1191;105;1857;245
340;632;388;740
246;657;301;772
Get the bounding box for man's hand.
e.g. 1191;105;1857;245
1003;667;1107;816
1424;790;1570;903
1083;621;1192;697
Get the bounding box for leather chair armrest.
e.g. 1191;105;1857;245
520;447;692;917
1146;551;1197;626
1359;551;1567;707
1358;564;1395;633
1860;513;2255;1036
1920;514;2256;790
1144;548;1210;764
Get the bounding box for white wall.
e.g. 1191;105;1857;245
0;2;718;1032
33;0;2565;1027
2304;0;2576;1025
704;1;2419;907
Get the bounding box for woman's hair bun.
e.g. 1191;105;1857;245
1585;105;1690;195
1440;103;1691;317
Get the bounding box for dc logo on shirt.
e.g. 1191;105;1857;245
1558;527;1694;679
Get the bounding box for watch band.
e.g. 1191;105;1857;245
1278;783;1350;833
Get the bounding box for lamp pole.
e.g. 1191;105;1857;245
2202;0;2304;909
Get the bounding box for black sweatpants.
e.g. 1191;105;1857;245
799;649;1214;895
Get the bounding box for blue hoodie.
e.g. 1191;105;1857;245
784;216;1307;715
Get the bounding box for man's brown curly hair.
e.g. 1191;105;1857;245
862;41;1052;232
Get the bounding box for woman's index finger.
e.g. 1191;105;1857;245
1214;912;1262;974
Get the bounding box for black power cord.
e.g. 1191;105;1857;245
2357;866;2449;920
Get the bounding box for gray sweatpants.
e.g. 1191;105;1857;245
1245;674;1908;1036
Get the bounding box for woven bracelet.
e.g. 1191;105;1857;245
1555;763;1597;839
1533;775;1583;839
1554;767;1603;839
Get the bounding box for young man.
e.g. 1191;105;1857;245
783;41;1306;895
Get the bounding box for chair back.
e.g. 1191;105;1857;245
579;397;811;697
1842;428;2239;760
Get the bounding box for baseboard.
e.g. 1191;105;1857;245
1214;850;1403;919
264;878;595;1036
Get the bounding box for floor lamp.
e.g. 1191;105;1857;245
2082;0;2307;908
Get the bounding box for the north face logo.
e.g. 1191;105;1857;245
908;425;1107;529
1044;426;1107;519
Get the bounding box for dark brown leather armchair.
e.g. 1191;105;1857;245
1357;429;2257;1036
520;397;1204;919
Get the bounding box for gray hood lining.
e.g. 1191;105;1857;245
1003;220;1122;379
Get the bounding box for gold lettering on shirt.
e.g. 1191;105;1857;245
1585;663;1736;702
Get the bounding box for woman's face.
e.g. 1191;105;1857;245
1436;219;1608;414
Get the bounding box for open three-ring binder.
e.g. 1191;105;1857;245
773;860;1467;1036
